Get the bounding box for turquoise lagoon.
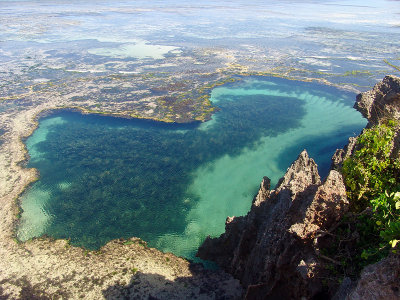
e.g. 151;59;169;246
17;77;366;259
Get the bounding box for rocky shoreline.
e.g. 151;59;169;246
197;75;400;299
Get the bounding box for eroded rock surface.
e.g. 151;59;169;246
0;237;243;299
331;136;357;170
355;75;400;126
198;150;348;299
346;255;400;300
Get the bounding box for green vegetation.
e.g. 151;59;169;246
341;70;372;77
340;120;400;268
123;240;136;246
321;121;400;285
123;239;147;247
383;59;400;72
137;240;147;247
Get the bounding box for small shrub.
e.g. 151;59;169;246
123;240;135;246
342;120;400;263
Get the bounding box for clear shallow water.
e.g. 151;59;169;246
17;77;366;259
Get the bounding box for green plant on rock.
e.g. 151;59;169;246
123;240;135;246
342;120;400;263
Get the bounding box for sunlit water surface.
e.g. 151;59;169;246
18;77;366;260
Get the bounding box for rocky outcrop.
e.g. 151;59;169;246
198;151;348;299
355;75;400;126
331;136;357;170
347;75;400;299
333;75;400;168
355;75;400;160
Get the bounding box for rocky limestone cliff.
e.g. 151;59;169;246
355;75;400;126
345;75;400;300
198;75;400;300
198;151;348;299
